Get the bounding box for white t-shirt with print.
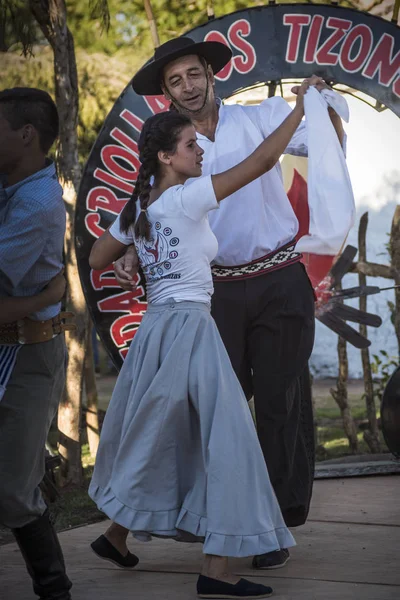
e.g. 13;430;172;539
109;175;219;305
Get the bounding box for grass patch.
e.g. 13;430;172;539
315;406;376;421
49;446;105;533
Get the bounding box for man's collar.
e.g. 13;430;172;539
0;159;56;199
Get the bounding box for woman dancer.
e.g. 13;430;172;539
88;80;309;599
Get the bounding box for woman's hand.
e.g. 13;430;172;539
291;79;311;114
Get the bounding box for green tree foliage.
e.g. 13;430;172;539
65;0;261;57
0;0;40;52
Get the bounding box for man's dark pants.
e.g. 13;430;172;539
211;262;315;527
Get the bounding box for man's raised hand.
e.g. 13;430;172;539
291;74;331;96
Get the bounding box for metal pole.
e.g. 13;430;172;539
143;0;160;48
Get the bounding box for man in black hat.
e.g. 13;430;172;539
110;37;345;570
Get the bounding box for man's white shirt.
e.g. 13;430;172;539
196;97;308;267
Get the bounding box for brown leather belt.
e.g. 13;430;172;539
0;312;76;345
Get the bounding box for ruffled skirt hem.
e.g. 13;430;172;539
89;482;296;558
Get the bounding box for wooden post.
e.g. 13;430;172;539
330;283;359;454
358;213;381;453
143;0;160;48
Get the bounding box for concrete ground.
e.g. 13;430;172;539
1;476;399;600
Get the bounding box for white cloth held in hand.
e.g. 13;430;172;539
321;88;350;123
296;86;355;255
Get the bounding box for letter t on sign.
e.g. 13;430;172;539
284;14;311;63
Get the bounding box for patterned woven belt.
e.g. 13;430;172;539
0;312;75;344
211;241;302;282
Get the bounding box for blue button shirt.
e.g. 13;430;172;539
0;161;66;320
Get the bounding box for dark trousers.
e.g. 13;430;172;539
211;262;315;527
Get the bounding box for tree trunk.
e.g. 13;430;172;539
84;321;100;458
389;204;400;356
58;185;87;486
330;290;359;454
358;213;381;453
30;0;87;485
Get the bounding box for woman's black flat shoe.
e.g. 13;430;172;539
197;574;273;599
90;534;139;569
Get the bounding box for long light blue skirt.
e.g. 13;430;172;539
89;300;295;557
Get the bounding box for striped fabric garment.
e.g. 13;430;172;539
0;344;20;401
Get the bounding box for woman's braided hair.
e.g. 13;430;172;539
120;111;192;241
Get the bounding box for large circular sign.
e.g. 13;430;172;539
75;4;400;368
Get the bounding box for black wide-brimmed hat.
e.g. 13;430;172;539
131;37;232;96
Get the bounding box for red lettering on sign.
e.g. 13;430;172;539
284;14;311;63
143;95;170;114
316;17;352;66
119;347;129;360
304;15;324;64
94;168;134;194
111;312;146;346
229;20;256;74
98;289;146;314
86;186;128;216
204;19;256;81
204;30;233;80
393;76;400;98
85;213;106;239
362;33;400;86
120;109;144;133
101;145;140;182
339;24;373;73
91;267;119;290
110;127;139;155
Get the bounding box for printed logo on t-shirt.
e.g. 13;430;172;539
136;222;181;281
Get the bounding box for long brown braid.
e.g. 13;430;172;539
120;111;192;241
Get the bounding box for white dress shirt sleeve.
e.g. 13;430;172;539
255;96;308;157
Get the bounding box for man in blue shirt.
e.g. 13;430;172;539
0;88;72;600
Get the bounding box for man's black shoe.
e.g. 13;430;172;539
197;574;273;598
252;549;290;570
